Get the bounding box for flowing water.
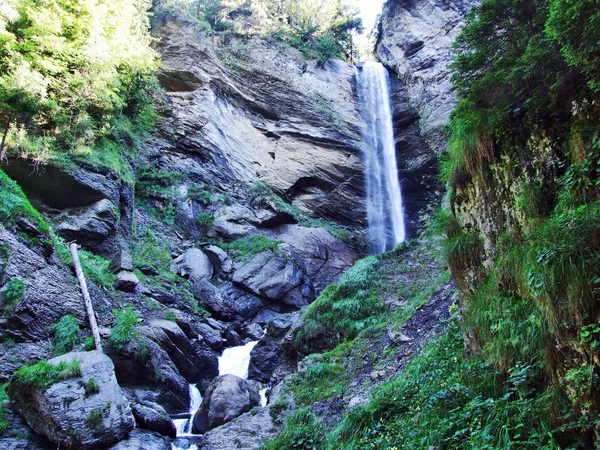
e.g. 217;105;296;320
173;384;203;437
218;340;258;378
172;340;261;447
357;61;406;253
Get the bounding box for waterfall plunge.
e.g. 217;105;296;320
358;61;406;254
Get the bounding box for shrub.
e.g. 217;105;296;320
108;307;139;352
1;278;25;315
188;185;212;206
13;360;82;391
52;314;80;356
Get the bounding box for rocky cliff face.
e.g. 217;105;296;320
376;0;475;154
152;21;367;227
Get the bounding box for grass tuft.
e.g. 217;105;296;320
52;314;80;356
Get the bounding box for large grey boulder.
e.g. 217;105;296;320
232;252;314;308
203;245;234;275
107;428;171;450
132;402;177;438
55;199;118;256
114;271;139;292
8;351;134;449
171;248;214;282
191;374;260;434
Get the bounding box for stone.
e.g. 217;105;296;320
266;318;293;339
150;290;177;305
191;374;260;434
192;279;236;321
171;248;214;283
248;338;283;383
204;245;234;275
8;351;134;449
132;402;177;438
196;406;278;450
109;243;134;273
197;322;224;351
114;271;139;292
242;323;264;341
55;199;118;256
107;428;171;450
232;252;313;308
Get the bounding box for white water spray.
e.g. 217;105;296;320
173;384;203;437
358;61;406;253
218;341;258;379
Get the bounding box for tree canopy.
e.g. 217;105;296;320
0;0;157;178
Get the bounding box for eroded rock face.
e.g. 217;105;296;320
150;24;367;228
191;374;260;434
132;401;177;438
232;251;314;308
8;351;134;449
376;0;475;154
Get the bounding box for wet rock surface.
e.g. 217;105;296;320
132;401;177;438
8;351;134;449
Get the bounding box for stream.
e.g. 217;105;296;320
171;340;266;449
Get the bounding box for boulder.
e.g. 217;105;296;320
8;351;134;449
204;245;234;275
191;374;260;434
248;338;283;383
109;243;134;273
219;283;264;320
232;252;314;308
132;402;177;438
197;322;224;352
196;406;278;450
55;199;118;256
114;271;139;292
192;279;236;321
107;428;171;450
171;248;213;282
242;323;264;341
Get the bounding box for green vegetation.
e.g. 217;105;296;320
0;383;8;435
1;278;25;314
0;244;8;282
165;311;177;321
83;378;100;397
440;0;600;445
13;360;81;391
135;165;186;200
83;336;96;352
0;0;157;182
132;225;199;312
288;360;347;406
52;314;80;356
86;408;105;433
197;213;215;236
55;245;115;289
295;255;386;355
108;307;139;352
262;408;326;450
220;234;282;262
188;184;213;206
153;0;362;65
0;169;49;233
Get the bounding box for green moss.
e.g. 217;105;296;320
0;169;49;233
52;314;80;356
13;360;81;391
108;306;139;352
220;234;282;262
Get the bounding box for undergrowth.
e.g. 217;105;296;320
0;383;8;435
108;307;140;352
1;278;25;315
52;314;80;356
219;234;282;262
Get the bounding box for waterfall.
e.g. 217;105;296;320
357;61;406;254
173;384;203;437
218;341;258;379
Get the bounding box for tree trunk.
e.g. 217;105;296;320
69;243;103;352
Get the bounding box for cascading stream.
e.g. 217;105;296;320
357;61;406;253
